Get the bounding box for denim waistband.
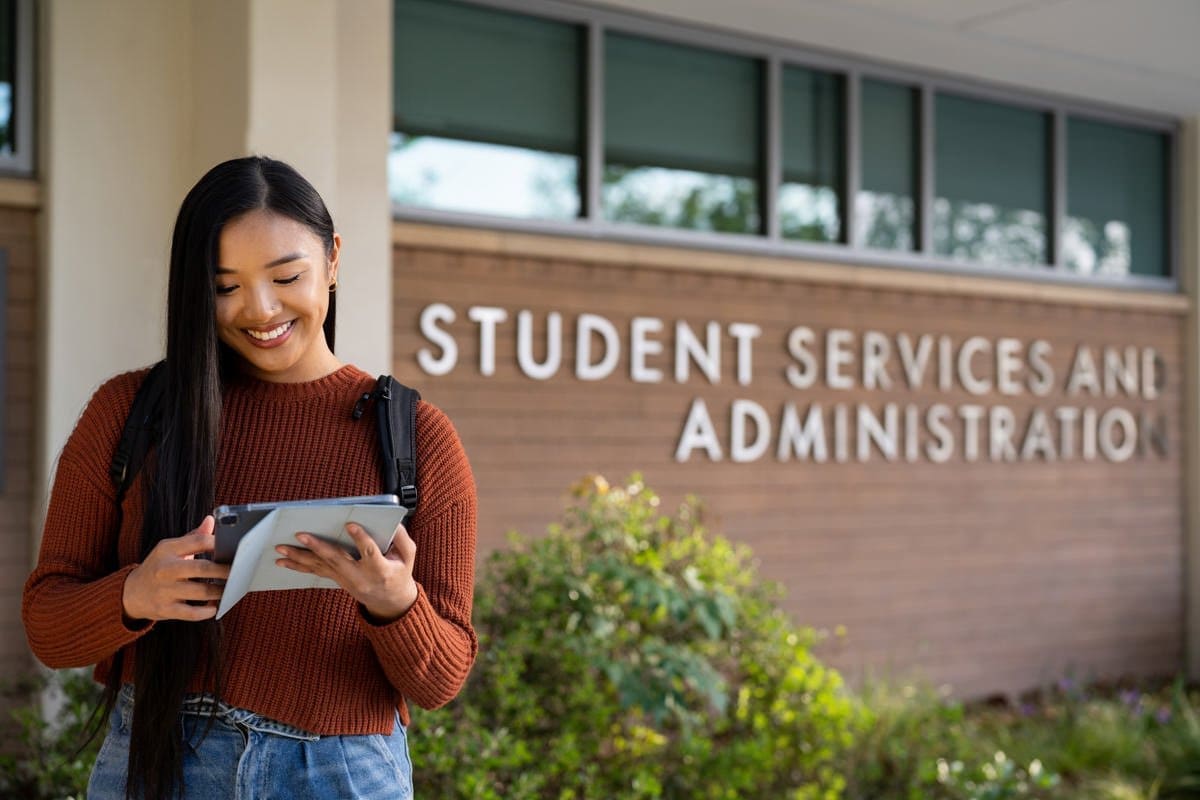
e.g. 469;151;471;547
117;684;320;741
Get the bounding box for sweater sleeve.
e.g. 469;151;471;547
22;371;156;668
361;401;478;709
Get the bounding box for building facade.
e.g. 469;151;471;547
5;0;1200;700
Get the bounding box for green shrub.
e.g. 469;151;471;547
0;669;103;800
412;474;861;799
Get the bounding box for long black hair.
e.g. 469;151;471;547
104;156;336;800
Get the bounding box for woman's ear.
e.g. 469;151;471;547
327;232;342;288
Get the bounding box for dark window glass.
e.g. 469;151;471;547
604;33;762;234
1065;118;1168;278
934;93;1050;266
858;79;917;251
0;0;15;155
780;66;843;242
391;0;582;219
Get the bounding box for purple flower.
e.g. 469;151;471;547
1156;707;1172;725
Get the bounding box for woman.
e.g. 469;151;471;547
22;156;477;799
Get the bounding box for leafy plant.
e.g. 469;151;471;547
931;751;1060;800
0;669;104;800
412;474;861;799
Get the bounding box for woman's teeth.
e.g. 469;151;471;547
247;321;293;341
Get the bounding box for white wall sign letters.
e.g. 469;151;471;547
416;303;1167;465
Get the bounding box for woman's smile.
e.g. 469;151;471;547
244;319;296;345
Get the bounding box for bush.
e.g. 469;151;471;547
412;474;861;799
0;669;103;800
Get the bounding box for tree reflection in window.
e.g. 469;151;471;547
1062;217;1131;277
389;132;579;220
933;199;1046;266
856;191;915;251
779;183;839;242
603;165;758;233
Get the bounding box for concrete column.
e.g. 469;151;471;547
245;0;392;375
35;0;394;547
333;0;393;377
37;0;195;521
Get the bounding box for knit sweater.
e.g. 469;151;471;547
22;364;477;734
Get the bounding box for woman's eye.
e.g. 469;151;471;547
275;274;303;286
215;284;237;296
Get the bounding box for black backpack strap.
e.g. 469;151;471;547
110;360;168;505
353;375;420;509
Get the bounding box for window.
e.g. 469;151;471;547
934;93;1050;267
390;0;1176;286
391;0;583;219
604;33;762;234
857;79;917;251
0;0;32;174
780;66;843;243
1065;117;1168;278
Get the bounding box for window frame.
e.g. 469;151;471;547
390;0;1179;291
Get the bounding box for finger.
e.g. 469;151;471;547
386;523;416;564
164;558;230;583
275;555;315;574
168;602;218;622
274;545;338;576
345;524;383;563
169;531;219;558
178;580;225;602
295;533;356;566
191;515;216;537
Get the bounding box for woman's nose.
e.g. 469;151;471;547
244;286;280;321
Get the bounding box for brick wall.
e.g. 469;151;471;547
393;238;1183;698
0;207;37;688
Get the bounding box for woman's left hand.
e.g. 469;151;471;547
275;522;419;622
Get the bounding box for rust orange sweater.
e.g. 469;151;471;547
22;364;477;734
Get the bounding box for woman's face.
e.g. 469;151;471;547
215;209;341;383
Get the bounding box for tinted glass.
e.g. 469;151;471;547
858;79;917;251
1065;117;1168;278
781;66;843;242
934;93;1050;266
0;0;15;155
391;0;582;219
604;33;762;234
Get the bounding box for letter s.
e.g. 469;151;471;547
417;303;457;376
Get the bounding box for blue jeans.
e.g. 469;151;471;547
87;685;414;799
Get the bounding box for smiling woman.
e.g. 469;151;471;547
22;156;478;800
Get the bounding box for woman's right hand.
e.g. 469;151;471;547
122;515;232;623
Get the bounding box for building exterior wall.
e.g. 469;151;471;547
394;224;1185;696
7;0;1197;703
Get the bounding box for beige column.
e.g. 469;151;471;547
245;0;393;376
37;0;195;521
35;0;394;549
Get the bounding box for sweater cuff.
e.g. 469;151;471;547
359;583;439;667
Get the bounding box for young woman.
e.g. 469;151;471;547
22;156;477;799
